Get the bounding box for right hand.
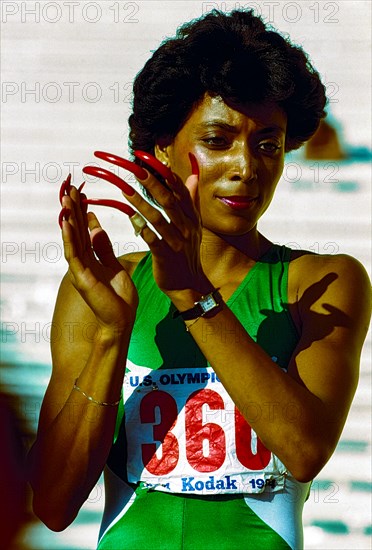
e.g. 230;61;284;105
60;184;138;333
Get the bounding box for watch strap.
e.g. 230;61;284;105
173;289;222;321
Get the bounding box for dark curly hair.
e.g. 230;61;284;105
128;9;327;155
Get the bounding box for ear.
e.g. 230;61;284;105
154;141;172;167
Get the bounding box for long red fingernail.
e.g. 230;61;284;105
59;173;72;204
134;150;177;186
188;153;199;178
82;166;136;196
78;182;86;212
58;207;70;229
94;151;148;180
82;198;136;217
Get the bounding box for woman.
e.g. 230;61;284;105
28;9;371;550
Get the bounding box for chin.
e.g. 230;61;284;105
209;222;258;237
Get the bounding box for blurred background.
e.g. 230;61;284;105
1;1;371;548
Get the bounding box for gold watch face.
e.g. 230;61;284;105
200;294;217;313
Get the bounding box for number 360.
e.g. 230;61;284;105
139;389;271;475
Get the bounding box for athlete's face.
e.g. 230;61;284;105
156;94;287;236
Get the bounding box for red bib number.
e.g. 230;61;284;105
124;363;286;494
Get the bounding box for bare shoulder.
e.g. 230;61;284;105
118;250;149;277
290;251;370;293
289;251;371;341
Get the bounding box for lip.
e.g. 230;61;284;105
217;195;258;210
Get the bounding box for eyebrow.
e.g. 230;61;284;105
258;125;286;135
197;121;239;132
197;120;286;134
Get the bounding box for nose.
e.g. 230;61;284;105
226;143;258;183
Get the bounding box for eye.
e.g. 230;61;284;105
258;141;282;153
201;135;229;148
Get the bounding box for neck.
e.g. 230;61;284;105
200;227;272;279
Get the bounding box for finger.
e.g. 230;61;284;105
78;190;90;248
60;210;86;283
121;182;178;241
82;164;191;243
87;153;194;233
80;191;88;214
83;198;148;240
88;212;130;272
129;212;148;237
188;153;200;178
94;151;148;180
58;207;71;230
59;173;71;205
88;223;123;273
62;186;90;255
134;150;177;188
135;151;199;223
82;198;137;218
82;196;164;246
184;174;200;215
78;181;86;193
136;170;199;233
82;166;136;196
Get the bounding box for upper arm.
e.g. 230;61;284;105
288;254;371;450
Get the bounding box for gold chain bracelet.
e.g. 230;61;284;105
73;379;122;407
185;316;203;332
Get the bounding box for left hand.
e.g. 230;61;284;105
126;167;210;296
82;152;213;297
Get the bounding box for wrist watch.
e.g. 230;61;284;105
173;289;223;321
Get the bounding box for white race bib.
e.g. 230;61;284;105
124;362;287;495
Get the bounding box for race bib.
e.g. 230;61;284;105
124;362;287;495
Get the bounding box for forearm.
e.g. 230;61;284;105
172;293;330;480
28;328;131;531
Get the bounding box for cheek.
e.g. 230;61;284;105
169;145;200;181
194;150;227;185
261;157;284;185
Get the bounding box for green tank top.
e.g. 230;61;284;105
128;243;299;372
100;244;310;550
108;243;300;480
